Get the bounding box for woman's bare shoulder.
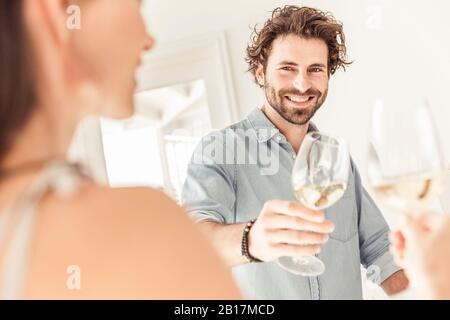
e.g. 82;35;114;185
31;183;241;299
77;183;177;211
46;183;195;245
54;183;183;224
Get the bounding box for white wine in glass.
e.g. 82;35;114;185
277;132;350;276
294;182;347;210
368;97;446;214
371;171;446;213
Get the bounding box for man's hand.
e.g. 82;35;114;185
248;200;335;262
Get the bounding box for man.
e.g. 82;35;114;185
182;5;408;299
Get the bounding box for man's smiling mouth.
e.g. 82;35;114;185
285;95;315;105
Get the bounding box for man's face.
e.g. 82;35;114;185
256;34;330;125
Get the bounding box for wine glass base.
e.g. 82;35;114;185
277;256;325;276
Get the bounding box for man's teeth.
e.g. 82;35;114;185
287;96;310;103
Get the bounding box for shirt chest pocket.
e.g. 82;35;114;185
326;196;358;242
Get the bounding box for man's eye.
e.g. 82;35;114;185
281;67;293;71
311;67;323;73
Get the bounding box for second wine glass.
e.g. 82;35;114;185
368;97;446;215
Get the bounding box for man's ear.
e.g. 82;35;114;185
255;64;265;87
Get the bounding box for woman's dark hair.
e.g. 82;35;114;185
0;0;36;164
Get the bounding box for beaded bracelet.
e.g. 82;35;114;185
241;219;262;263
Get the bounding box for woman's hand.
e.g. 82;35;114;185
390;212;450;299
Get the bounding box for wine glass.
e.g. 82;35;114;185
367;97;446;215
277;131;350;276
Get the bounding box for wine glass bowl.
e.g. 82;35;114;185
277;132;350;276
367;97;446;214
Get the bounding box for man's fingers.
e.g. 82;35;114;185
266;229;329;245
264;213;335;234
264;200;324;223
273;243;322;257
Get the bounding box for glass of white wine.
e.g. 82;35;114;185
368;97;446;215
277;131;350;276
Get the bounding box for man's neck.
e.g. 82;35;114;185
261;103;309;154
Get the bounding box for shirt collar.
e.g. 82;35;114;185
246;107;319;143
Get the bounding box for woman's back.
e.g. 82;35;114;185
0;161;240;299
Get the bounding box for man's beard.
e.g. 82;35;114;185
264;81;328;126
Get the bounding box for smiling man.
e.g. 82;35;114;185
182;5;408;299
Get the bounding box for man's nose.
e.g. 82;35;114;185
293;71;312;93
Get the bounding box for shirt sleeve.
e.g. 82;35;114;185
353;160;402;284
181;132;236;224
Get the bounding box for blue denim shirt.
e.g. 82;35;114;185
182;107;401;300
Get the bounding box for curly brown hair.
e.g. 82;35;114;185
246;5;352;85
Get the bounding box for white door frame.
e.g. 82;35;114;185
136;31;239;129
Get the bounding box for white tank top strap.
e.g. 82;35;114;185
0;161;87;300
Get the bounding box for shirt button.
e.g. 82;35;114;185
292;154;297;159
276;135;282;142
